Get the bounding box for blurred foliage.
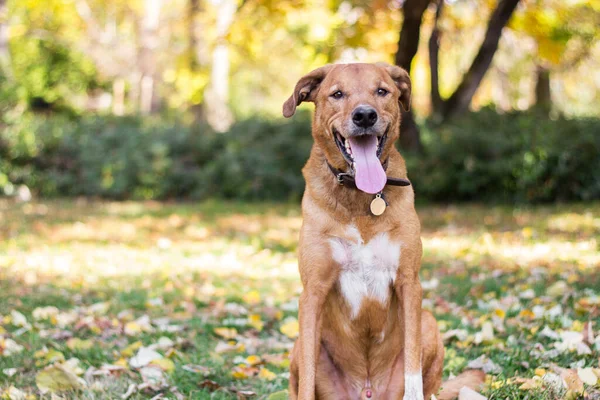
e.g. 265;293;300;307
0;112;312;201
2;0;599;117
407;109;600;203
1;110;598;203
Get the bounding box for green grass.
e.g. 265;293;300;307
0;200;599;399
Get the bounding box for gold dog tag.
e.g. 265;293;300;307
370;194;386;216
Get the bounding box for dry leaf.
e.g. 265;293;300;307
214;327;238;339
258;367;277;381
561;369;583;394
458;387;487;400
280;318;299;339
577;367;598;386
129;347;163;368
36;364;86;394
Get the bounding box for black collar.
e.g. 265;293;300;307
326;159;411;189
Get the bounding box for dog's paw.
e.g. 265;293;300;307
403;373;424;400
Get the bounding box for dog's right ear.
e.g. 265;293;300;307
282;64;334;118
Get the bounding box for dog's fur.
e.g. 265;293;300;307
282;63;484;400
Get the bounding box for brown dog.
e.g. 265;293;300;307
282;63;483;400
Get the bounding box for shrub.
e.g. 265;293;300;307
406;109;600;202
1;109;598;202
0;112;312;201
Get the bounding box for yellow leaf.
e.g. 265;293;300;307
518;309;535;319
535;368;546;376
6;385;27;400
150;358;175;373
280;318;299;339
243;290;261;305
259;367;277;381
248;314;264;331
561;369;584;394
121;341;143;357
267;391;289;400
36;364;86;394
214;327;238;339
521;227;534;238
35;349;65;367
232;366;252;379
124;322;142;336
245;355;262;366
66;338;93;351
114;358;129;368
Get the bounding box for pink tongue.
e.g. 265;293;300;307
348;136;386;194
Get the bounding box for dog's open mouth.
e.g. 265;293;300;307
334;129;387;165
333;128;388;194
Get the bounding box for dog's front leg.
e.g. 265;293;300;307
296;254;339;400
395;239;424;400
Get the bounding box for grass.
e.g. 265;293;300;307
0;199;599;399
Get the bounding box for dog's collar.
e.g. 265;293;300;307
326;159;411;189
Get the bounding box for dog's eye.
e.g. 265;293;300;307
330;91;343;99
377;88;389;96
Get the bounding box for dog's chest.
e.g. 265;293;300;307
329;226;401;319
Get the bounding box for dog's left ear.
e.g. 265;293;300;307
377;63;411;112
282;64;334;118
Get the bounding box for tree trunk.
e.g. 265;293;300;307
428;0;443;117
534;64;551;115
188;0;206;121
394;0;432;153
138;0;162;114
440;0;521;120
204;0;236;132
0;0;11;79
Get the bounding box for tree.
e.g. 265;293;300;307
394;0;432;153
511;0;600;115
0;0;10;78
429;0;521;121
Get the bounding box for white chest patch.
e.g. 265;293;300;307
329;226;401;319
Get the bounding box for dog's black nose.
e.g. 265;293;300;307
352;106;378;128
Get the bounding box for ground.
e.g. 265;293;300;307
0;200;599;400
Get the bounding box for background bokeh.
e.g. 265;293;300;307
1;0;599;203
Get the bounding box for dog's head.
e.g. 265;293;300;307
282;63;411;194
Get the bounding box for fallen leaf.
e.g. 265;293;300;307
280;318;299;339
7;386;27;400
245;355;262;366
10;311;29;327
577;367;598;386
547;281;567;297
467;355;502;374
0;338;24;356
182;364;211;376
214;327;238;339
542;372;565;394
199;379;221;392
121;383;137;399
150;358;175;373
139;365;167;386
258;367;277;381
3;368;18;377
129;347;163;368
518;376;542;390
458;387;487;400
266;391;289;400
66;338;93;351
36;364;86;394
248;314;264;331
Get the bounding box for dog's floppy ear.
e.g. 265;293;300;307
377;63;411;111
282;64;334;118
